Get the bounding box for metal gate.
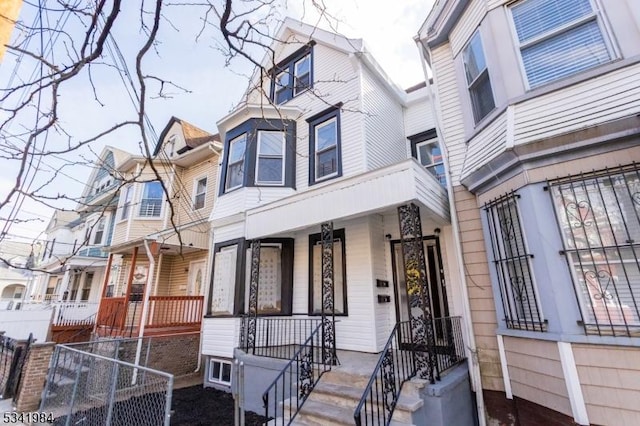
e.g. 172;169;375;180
0;332;33;400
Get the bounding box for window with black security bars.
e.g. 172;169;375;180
548;164;640;337
485;192;544;331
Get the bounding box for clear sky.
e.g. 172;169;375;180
0;0;433;243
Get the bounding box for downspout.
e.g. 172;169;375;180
415;38;487;426
133;238;156;383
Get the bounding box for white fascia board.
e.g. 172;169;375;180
215;104;303;141
356;50;408;106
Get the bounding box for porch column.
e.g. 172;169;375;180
60;266;71;302
245;240;261;354
121;247;139;332
100;253;114;299
398;203;437;383
321;222;338;366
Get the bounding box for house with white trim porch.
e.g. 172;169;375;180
202;18;475;425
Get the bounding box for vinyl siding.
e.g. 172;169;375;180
503;337;572;417
176;157;219;226
449;0;487;56
431;43;467;186
369;215;394;350
460;111;506;178
573;344;640;425
513;64;640;145
453;185;503;391
202;317;239;358
165;251;208;296
211;187;296;223
361;65;406;171
404;94;436;139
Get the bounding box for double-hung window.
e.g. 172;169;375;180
256;131;285;185
416;139;446;186
485;193;543;331
139;181;163;217
463;31;495;124
294;54;311;95
193;177;207;210
271;45;313;104
549;165;640;337
510;0;611;89
93;217;106;245
309;107;341;185
120;185;133;220
225;134;247;191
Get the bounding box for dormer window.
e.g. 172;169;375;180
510;0;612;89
270;44;314;104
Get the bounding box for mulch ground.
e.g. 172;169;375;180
171;385;267;426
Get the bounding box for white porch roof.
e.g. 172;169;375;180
245;159;450;239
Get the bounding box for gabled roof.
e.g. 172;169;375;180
77;146;131;205
153;116;219;156
45;210;79;232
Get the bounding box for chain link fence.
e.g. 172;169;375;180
40;343;173;426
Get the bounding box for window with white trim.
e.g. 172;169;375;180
93;217;106;245
225;134;246;191
549;165;640;337
209;359;232;385
256;131;285;185
193;177;207;210
463;31;495;123
294;54;311;95
485;193;544;331
139;181;163;217
510;0;612;89
120;185;133;220
416;139;446;186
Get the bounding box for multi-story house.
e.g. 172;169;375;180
26;147;127;342
418;0;640;424
202;18;474;425
95;118;221;340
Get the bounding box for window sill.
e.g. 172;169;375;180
496;326;640;348
134;216;163;221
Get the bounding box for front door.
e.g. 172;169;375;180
188;260;206;296
391;237;449;343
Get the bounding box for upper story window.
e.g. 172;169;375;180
194;177;207;210
409;130;446;186
549;164;640;337
93;217;106;245
271;44;314;104
485;193;544;332
256;131;285;185
139;181;163;217
308;106;341;186
225;134;247;192
510;0;612;89
219;119;296;195
120;185;133;220
463;31;495;124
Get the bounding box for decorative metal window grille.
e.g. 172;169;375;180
485;192;544;331
548;164;640;337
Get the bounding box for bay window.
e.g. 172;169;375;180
256;131;285;185
225;134;247;192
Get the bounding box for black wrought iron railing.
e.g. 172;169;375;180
354;321;416;426
240;316;321;360
262;322;332;425
355;317;466;426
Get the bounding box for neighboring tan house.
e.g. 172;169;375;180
0;0;22;62
95;118;221;339
418;0;640;425
202;18;474;425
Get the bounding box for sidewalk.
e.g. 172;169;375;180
0;398;26;425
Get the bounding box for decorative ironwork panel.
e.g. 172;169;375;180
381;348;397;414
298;350;315;399
321;222;338;365
397;203;436;382
548;164;640;337
484;192;544;332
246;240;261;352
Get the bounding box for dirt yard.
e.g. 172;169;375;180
170;385;266;426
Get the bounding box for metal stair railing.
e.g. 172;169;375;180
262;321;331;425
354;321;416;426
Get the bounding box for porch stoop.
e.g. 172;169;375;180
278;367;424;425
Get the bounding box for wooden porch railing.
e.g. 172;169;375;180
96;297;126;330
146;296;204;328
52;302;99;326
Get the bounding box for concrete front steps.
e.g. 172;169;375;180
279;368;424;426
